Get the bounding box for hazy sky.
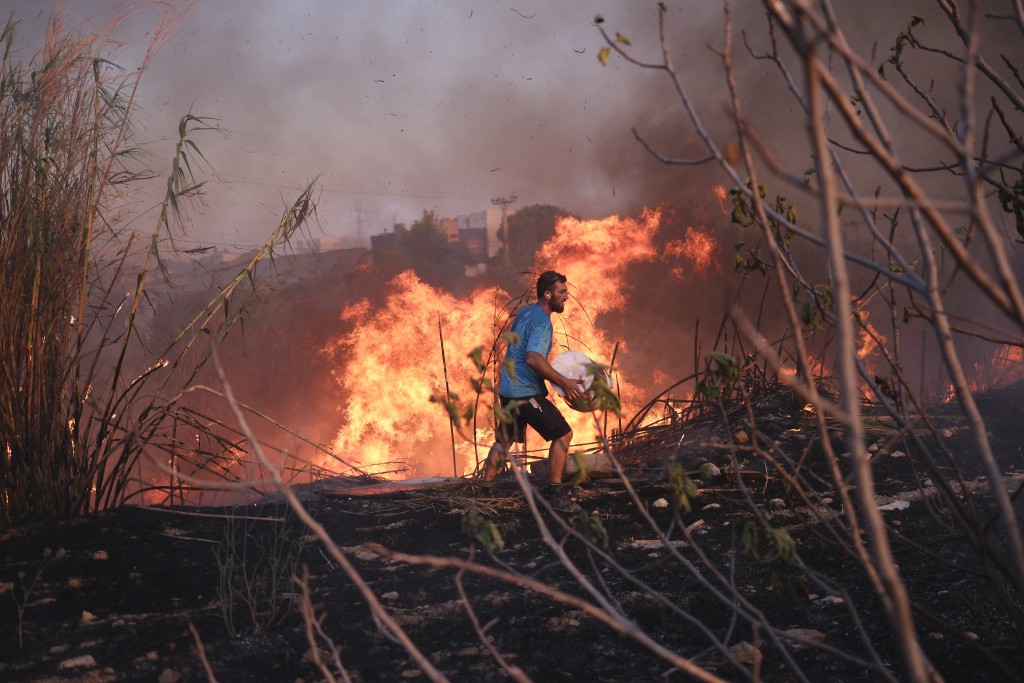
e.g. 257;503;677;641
7;1;997;253
7;0;749;250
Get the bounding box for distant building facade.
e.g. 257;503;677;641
457;209;503;260
365;206;506;274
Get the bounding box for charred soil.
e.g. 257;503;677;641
2;387;1024;682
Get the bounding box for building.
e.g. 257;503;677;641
456;208;503;260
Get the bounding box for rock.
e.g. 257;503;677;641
563;451;616;479
728;641;762;666
81;610;96;623
652;498;669;509
813;594;845;607
781;628;826;650
702;503;722;511
965;631;980;640
733;430;750;444
158;668;182;683
344;544;380;561
878;500;910;511
400;669;422;678
59;655;97;670
769;498;786;509
381;591;399;601
868;443;879;453
92;550;108;561
699;462;721;480
890;450;906;458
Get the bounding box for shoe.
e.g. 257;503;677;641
546;484;582;514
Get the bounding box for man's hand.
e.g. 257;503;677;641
559;378;586;403
526;351;585;403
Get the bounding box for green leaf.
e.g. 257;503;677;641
503;358;518;383
585;511;606;548
461;512;504;553
571;451;590;485
467;345;485;371
501;331;522;348
668;464;697;513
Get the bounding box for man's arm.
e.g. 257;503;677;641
525;351;584;402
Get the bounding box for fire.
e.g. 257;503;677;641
324;271;508;478
663;226;719;279
942;343;1024;400
712;184;728;212
856;310;886;363
323;210;663;479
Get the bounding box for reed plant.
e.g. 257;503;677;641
0;9;318;527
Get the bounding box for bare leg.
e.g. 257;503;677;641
547;430;573;485
483;441;507;483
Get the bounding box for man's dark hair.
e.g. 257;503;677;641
536;270;566;299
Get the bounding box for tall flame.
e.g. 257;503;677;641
324;272;508;478
324;209;665;479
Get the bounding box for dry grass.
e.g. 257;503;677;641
0;8;320;526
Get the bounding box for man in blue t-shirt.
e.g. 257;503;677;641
482;271;585;509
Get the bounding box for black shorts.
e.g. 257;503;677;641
497;394;571;444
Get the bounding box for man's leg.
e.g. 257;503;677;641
483;440;508;483
546;429;573;485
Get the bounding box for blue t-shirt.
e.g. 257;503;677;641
497;303;552;398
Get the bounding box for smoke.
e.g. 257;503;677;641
11;1;1024;487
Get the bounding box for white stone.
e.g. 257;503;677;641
652;498;669;509
814;594;845;607
699;462;721;479
728;641;762;666
878;500;910;511
781;628;826;651
59;655;97;670
565;452;616;478
158;668;182;683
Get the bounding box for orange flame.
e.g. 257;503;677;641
324;271;509;478
324;210;663;479
663;226;719;279
856;310;887;363
712;184;728;213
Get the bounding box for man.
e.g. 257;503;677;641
483;270;584;511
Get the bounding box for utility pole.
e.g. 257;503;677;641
355;201;364;248
491;194;517;268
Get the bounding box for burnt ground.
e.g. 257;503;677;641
2;386;1024;682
